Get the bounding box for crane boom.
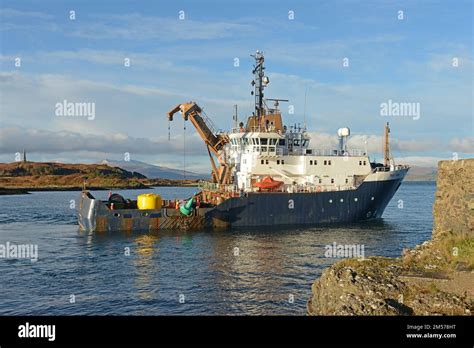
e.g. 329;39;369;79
167;102;231;184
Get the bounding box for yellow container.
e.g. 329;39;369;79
137;193;162;210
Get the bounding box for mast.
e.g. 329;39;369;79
383;122;391;167
250;50;269;121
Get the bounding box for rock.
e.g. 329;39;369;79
308;159;474;316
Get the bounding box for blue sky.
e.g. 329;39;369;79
0;0;472;172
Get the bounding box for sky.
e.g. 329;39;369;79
0;0;473;173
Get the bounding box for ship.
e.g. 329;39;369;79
78;50;409;232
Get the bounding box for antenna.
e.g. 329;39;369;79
303;83;307;130
265;98;289;112
233;104;238;129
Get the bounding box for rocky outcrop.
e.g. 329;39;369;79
308;159;474;316
433;159;474;239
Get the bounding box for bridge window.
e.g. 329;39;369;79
278;139;286;146
260;138;268;145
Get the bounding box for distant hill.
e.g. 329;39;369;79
100;159;208;180
0;161;148;190
0;162;200;192
405;166;437;181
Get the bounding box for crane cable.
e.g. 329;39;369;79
183;118;186;180
168;120;171;141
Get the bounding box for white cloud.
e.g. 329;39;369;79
395;156;451;167
449;137;474;154
69;13;256;41
0;8;53;20
0;126;207;156
307;132;443;154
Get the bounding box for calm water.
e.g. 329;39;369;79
0;182;435;315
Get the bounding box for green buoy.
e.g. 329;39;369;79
179;197;194;216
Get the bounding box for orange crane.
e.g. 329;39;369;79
167;102;231;184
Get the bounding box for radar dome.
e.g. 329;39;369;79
337;127;350;137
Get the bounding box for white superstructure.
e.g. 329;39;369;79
218;50;408;194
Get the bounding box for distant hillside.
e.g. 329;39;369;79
100;159;208;180
0;161;199;193
0;161;148;190
405;166;437;181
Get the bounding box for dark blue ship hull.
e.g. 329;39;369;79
207;178;403;227
78;178;404;232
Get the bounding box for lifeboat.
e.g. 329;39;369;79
253;176;283;190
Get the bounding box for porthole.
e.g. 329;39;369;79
114;213;121;217
340;198;344;203
329;199;333;203
371;196;375;201
354;198;358;202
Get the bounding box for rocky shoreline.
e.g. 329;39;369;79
0;162;200;195
308;159;473;316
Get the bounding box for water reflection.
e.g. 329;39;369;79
134;234;158;301
73;219;404;314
